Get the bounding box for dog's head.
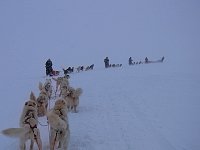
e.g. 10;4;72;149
24;92;38;111
40;88;48;96
54;99;67;110
66;87;74;96
24;100;37;110
67;87;82;98
46;78;51;83
74;88;83;98
45;83;51;91
64;74;70;79
45;79;52;85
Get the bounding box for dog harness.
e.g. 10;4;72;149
24;110;35;121
51;108;69;149
22;109;41;150
54;108;68;128
23;110;38;140
45;83;51;91
54;108;64;118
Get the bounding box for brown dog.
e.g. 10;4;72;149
37;82;49;117
47;99;70;150
1;92;42;150
62;87;83;113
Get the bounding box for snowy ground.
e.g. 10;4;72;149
0;60;200;150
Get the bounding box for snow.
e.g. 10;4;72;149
0;0;200;150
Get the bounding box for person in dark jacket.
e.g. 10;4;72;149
129;57;133;65
145;57;149;63
161;56;165;62
104;57;109;68
45;59;53;76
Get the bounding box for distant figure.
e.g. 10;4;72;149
104;57;110;68
45;59;53;76
67;67;74;73
161;56;165;62
129;57;133;65
145;57;149;63
63;68;68;75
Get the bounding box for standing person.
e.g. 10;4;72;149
161;56;165;62
45;59;53;76
104;57;109;68
145;57;149;63
129;57;133;65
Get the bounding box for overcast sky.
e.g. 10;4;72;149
0;0;199;72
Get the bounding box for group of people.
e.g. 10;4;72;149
45;56;165;76
46;57;110;76
105;56;165;68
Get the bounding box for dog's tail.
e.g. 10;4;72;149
38;82;43;91
1;127;28;138
74;88;83;98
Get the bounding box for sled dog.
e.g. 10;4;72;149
85;64;94;71
76;66;84;72
47;99;70;150
63;87;83;113
1;92;42;150
37;82;49;117
39;79;53;99
52;76;69;95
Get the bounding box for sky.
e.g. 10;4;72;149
0;0;200;70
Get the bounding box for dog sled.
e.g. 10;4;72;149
145;57;165;64
50;70;60;76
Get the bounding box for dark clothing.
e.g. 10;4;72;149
161;56;165;62
63;68;68;75
129;57;133;65
145;57;149;63
104;57;109;68
45;59;53;76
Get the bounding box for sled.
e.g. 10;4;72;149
50;70;60;76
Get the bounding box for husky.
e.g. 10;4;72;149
46;99;70;150
62;87;83;113
1;92;42;150
37;82;49;117
39;79;53;99
76;66;84;72
85;64;94;71
52;76;70;95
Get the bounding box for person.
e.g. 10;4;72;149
104;57;109;68
145;57;149;63
45;59;53;76
129;57;133;65
161;56;165;62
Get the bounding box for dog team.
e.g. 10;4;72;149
63;64;95;75
45;56;165;77
1;75;83;150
